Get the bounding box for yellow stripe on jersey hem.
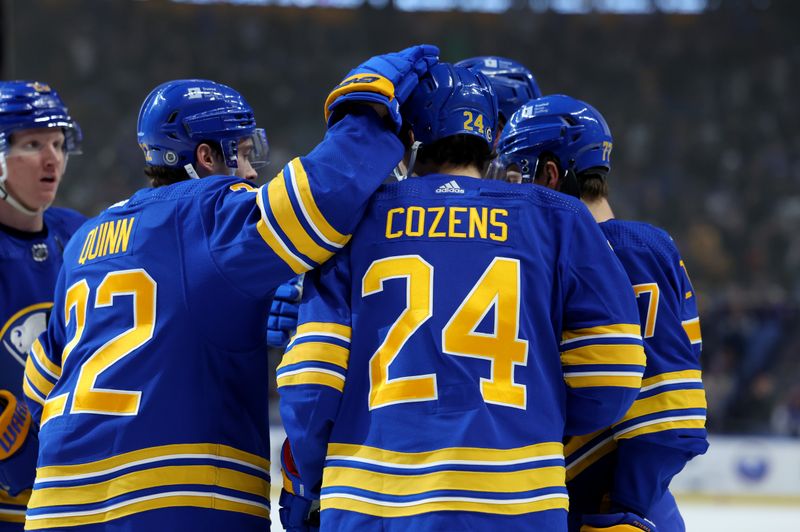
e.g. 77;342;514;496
615;416;707;440
288;159;350;248
326;442;564;467
0;510;25;523
0;489;31;506
35;443;269;481
27;465;268;509
324;465;565;496
615;389;707;426
255;189;312;274
294;322;352;341
320;492;569;518
564;429;607;457
278;342;349;371
30;338;61;379
24;491;269;530
561;344;646;367
682;317;702;344
641;370;703;392
563;373;643;389
268;170;335;265
276;369;345;392
561;324;641;343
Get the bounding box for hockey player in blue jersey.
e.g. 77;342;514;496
0;81;86;530
277;63;645;532
21;45;440;531
494;94;709;532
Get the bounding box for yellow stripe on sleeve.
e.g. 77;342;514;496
561;344;646;367
324;465;565;497
24;356;55;398
289;159;350;249
30;338;61;379
615;417;707;440
615;389;707;426
563;374;643;389
682;317;702;344
561;324;641;343
277;370;345;392
267;171;335;265
23;376;45;407
294;322;352;340
254;190;311;274
641;369;703;391
277;342;349;371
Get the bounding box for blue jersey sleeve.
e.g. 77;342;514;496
560;210;645;436
202;109;403;299
277;250;352;492
608;238;708;516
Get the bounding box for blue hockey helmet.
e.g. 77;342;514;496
137;79;268;176
0;81;82;215
0;80;82;156
455;56;542;125
493;94;613;186
402;63;498;148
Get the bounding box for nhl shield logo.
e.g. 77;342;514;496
31;243;48;262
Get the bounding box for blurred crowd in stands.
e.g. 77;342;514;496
7;0;799;436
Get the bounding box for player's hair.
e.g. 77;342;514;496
144;140;224;187
410;133;494;174
577;172;609;201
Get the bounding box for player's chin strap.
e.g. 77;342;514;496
0;154;42;216
398;140;422;180
183;163;201;180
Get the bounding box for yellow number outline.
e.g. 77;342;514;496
633;283;660;338
363;255;528;411
42;269;157;426
443;257;528;409
363;255;436;410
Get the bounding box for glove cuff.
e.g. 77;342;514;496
0;390;31;460
324;73;395;123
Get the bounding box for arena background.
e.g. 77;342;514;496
4;0;799;529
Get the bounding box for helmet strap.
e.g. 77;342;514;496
183;163;201;180
560;167;581;198
404;141;423;179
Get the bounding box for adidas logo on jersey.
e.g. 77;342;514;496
435;180;465;194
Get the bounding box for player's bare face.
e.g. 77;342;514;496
235;138;258;182
5;129;67;211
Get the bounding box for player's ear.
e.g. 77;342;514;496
545;160;560;190
195;143;216;173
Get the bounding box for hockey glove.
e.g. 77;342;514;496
279;438;320;532
0;390;38;496
267;275;303;349
324;44;440;132
581;512;658;532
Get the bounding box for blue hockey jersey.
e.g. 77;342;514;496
565;220;708;530
278;175;646;531
0;207;85;530
20;110;403;531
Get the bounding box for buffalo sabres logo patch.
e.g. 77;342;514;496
31;243;48;262
1;304;51;367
